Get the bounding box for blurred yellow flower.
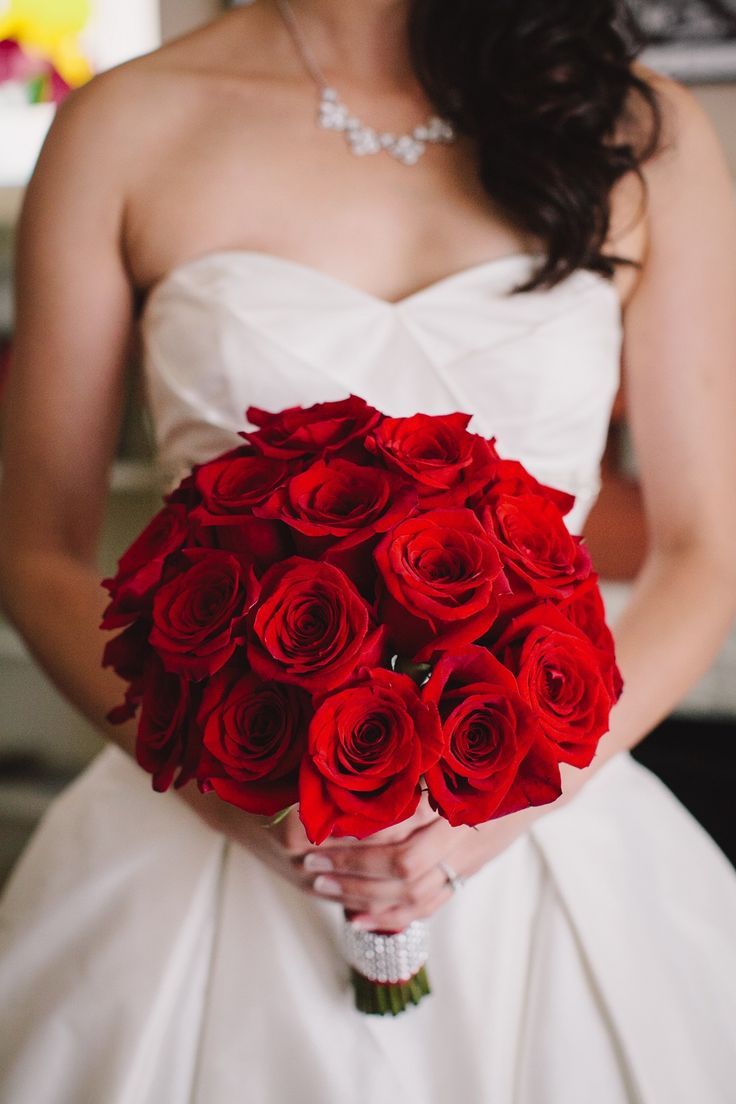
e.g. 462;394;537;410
0;0;93;87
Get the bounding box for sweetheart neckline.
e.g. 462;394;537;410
140;247;622;318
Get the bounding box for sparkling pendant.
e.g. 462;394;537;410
319;87;455;166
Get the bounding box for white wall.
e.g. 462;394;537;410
160;0;219;39
84;0;161;69
0;0;162;187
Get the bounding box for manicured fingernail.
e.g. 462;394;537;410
303;853;334;873
313;875;342;896
349;917;374;931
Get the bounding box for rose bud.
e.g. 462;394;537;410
241;395;381;460
100;503;191;629
299;667;443;844
558;575;624;703
374;508;509;661
366;411;497;507
472;458;575;516
136;654;200;792
247;557;386;693
494;603;616;768
193;447;292;524
197;666;310;816
253;457;417;550
482;493;591;598
422;646;560;826
102;619;151;724
149;548;259;679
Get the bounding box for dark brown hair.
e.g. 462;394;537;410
408;0;664;291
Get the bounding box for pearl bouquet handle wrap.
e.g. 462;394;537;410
344;917;431;1016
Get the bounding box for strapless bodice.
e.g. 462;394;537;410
139;249;623;533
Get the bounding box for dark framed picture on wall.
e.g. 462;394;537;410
631;0;736;81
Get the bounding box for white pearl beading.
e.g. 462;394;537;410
319;88;455;166
343;918;430;984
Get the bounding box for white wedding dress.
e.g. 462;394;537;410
2;250;736;1104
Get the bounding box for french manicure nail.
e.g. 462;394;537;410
303;853;335;873
349;917;373;931
313;875;342;896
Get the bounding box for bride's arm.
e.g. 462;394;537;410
0;73;141;759
0;70;363;896
550;72;736;798
298;76;736;931
565;73;736;785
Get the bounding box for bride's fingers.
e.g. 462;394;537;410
359;890;454;933
351;883;456;932
301;884;396;913
306;855;455;912
298;816;459;882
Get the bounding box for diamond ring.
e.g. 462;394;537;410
438;860;465;893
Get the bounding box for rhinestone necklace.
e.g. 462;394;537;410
274;0;456;166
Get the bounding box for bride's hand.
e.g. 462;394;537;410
179;782;545;930
177;782;446;905
177;782;446;908
295;794;543;931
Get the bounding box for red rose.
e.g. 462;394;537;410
254;457;417;550
188;446;294;567
149;549;259;679
197;666;310;815
101;503;191;628
247;557;386;692
241;395;381;459
192;446;291;523
136;655;201;792
494;604;615;768
163;471;201;508
482;493;591;597
558;575;624;702
473;458;575;516
422;646;559;826
299;667;443;844
210;517;294;569
365;412;497;507
102;619;151;724
374;508;508;661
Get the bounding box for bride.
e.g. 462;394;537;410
1;1;735;1100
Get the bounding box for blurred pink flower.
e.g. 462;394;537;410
48;65;71;104
0;37;35;82
0;37;72;104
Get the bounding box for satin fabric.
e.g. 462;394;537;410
2;251;735;1103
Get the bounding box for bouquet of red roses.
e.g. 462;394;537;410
101;395;622;1015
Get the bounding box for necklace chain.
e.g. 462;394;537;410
274;0;456;166
275;0;330;91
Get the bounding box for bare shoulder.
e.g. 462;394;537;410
630;65;735;277
44;5;265;176
36;54;174;201
39;61;144;168
630;63;730;182
604;62;733;296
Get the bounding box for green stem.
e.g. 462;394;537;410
350;967;431;1016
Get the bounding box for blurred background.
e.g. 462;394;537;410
0;0;735;884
